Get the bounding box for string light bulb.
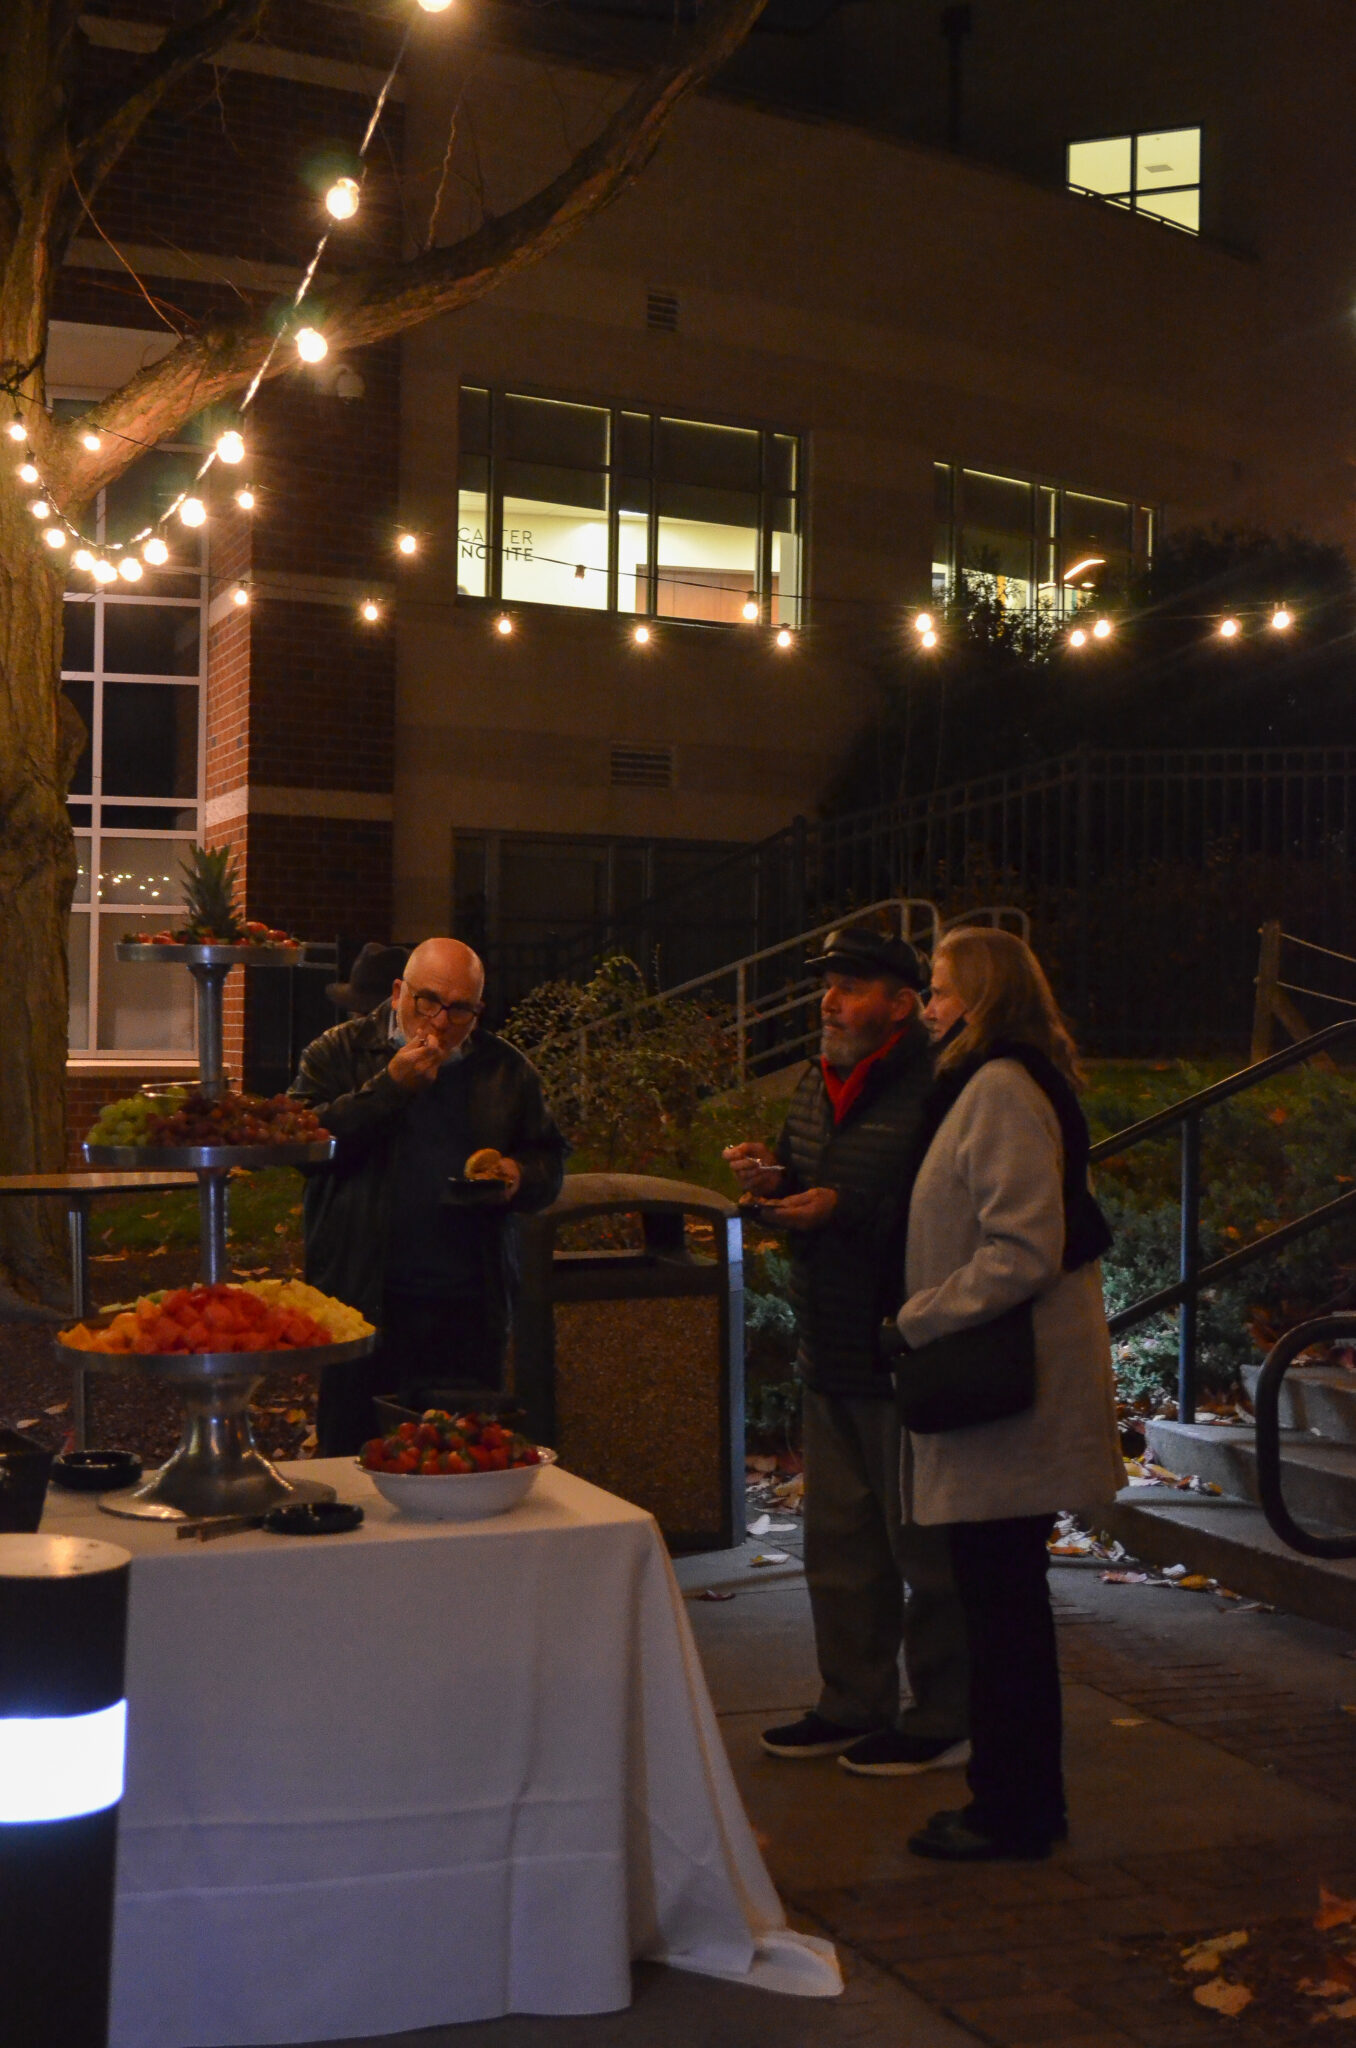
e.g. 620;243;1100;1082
495;614;514;636
73;548;94;572
6;420;27;442
359;599;381;623
215;429;245;464
81;431;102;452
325;177;360;221
913;612;933;634
776;627;793;648
143;537;169;566
741;594;759;622
1270;607;1293;631
396;533;418;556
921;628;939;649
1219;616;1240;639
233;585;251;608
179;497;206;527
235;487;256;511
43;527;66;549
1092;617;1113;640
92;559;117;584
633;623;651;644
295;327;328;363
1069;626;1088;648
17;462;38;483
417;0;454;12
118;557;143;582
29;499;49;519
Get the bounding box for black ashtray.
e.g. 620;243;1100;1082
51;1449;143;1493
263;1500;364;1537
442;1177;510;1208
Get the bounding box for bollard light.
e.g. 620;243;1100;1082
0;1533;131;2048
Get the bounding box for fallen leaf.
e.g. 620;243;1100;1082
13;1418;39;1431
1192;1978;1252;2014
1316;1888;1356;1931
748;1513;771;1536
43;1403;68;1416
690;1588;735;1602
745;1455;776;1475
1183;1931;1250;1972
750;1551;791;1567
1329;1995;1356;2017
1111;1716;1148;1727
1175;1574;1216;1592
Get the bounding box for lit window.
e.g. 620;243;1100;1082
459;388;801;626
62;435;204;1057
1067;127;1201;235
934;465;1150;615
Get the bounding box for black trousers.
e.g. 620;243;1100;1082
948;1512;1064;1845
315;1292;506;1456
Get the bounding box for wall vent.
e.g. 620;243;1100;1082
610;743;674;789
646;287;679;334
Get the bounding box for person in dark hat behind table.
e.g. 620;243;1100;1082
291;937;567;1454
723;924;971;1779
326;942;411;1016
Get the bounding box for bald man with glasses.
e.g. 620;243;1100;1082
291;938;568;1453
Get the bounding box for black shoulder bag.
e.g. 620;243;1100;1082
879;1303;1036;1434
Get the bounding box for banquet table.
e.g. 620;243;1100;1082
42;1460;838;2047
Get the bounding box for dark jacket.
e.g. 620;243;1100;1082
289;1004;567;1332
778;1021;934;1398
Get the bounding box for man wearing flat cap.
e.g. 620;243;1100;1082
291;937;567;1454
725;924;969;1778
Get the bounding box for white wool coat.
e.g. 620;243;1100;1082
896;1058;1126;1526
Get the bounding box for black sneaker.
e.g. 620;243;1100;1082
908;1808;1054;1862
838;1730;972;1777
760;1712;871;1759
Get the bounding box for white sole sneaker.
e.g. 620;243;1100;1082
838;1736;972;1778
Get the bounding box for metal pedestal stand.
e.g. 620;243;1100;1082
73;944;373;1522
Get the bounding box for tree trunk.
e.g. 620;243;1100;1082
0;502;77;1303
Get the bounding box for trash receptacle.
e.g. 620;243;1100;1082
514;1174;744;1552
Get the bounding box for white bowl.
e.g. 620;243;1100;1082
361;1447;556;1521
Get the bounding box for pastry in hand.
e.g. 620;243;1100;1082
464;1147;504;1181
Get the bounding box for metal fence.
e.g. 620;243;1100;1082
486;747;1356;1053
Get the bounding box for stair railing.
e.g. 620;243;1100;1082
1090;1018;1356;1423
1251;1314;1356;1558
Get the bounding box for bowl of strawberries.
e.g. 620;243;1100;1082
358;1410;556;1520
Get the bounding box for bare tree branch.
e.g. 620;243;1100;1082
50;0;271;257
48;0;768;502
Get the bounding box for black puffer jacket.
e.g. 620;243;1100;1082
778;1021;934;1398
289;1004;567;1331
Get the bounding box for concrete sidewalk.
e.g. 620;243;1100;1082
279;1538;1356;2048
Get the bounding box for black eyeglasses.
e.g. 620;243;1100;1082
409;989;484;1024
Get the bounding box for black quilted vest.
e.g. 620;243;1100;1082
778;1020;934;1398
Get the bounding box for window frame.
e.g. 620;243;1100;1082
60;427;208;1064
458;384;803;627
933;461;1156;616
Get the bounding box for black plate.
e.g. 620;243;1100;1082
51;1450;143;1493
442;1177;511;1208
262;1500;364;1536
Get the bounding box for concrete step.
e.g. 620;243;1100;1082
1147;1417;1356;1535
1095;1490;1356;1630
1241;1362;1356;1445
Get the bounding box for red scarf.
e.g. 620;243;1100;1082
821;1028;908;1125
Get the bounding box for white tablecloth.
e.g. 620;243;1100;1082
44;1461;838;2046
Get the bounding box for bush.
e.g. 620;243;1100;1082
502;954;733;1174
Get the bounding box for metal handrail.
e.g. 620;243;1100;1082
1093;1017;1356;1420
1252;1314;1356;1558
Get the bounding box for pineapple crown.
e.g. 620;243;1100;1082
180;844;244;940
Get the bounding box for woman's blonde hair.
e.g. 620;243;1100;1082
932;927;1082;1085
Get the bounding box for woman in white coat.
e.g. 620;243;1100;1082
897;927;1124;1862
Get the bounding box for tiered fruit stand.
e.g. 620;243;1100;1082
66;942;374;1522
